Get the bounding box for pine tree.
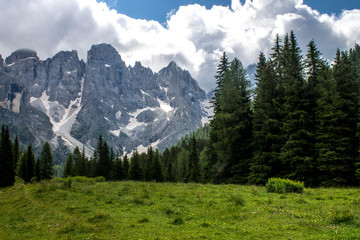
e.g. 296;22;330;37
143;147;153;181
19;145;35;182
279;31;314;183
72;146;82;176
96;135;111;180
123;154;129;179
77;146;87;176
12;135;20;172
0;126;15;187
35;159;41;181
212;52;230;114
331;49;359;184
188;134;200;182
38;142;53;180
129;151;142;181
249;53;279;184
63;153;74;178
151;149;164;182
303;39;323;185
313;60;340;185
162;148;174;182
112;154;124;181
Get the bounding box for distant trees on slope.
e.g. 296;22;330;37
0;125;54;187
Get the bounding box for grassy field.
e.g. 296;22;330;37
0;177;360;240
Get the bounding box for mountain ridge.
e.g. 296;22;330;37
0;44;212;163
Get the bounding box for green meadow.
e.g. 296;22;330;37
1;177;360;240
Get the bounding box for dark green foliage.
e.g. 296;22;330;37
63;153;74;178
112;155;124;181
96;136;112;180
266;178;304;193
150;149;164;182
212;52;230;115
250;52;280;184
129;151;142;181
188;134;200;182
12;135;20;171
17;145;35;183
122;154;129;179
0;126;15;187
38;142;54;180
209;58;253;183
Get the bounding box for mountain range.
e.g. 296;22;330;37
0;44;213;163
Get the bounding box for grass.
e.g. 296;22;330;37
0;178;360;239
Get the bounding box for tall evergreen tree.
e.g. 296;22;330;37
331;49;359;184
188;134;200;182
123;154;130;179
96;135;112;180
112;154;124;180
129;151;142;181
0;126;15;187
12;135;20;172
18;145;35;183
212;52;230;114
151;149;164;182
210;58;253;183
249;53;279;184
63;153;74;178
38;142;54;180
72;146;82;176
279;31;314;183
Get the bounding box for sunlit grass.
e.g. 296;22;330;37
0;177;359;239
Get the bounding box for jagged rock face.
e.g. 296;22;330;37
5;49;39;65
0;44;212;162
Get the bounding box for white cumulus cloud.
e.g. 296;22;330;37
0;0;359;91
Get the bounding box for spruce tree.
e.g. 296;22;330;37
279;31;314;183
331;50;359;184
250;53;279;184
38;142;54;180
0;126;15;187
212;52;230;114
129;151;142;181
123;154;129;179
12;135;20;172
188;134;200;182
73;146;82;176
210;58;253;183
20;145;35;182
63;153;74;178
96;135;111;180
151;149;164;182
112;154;124;181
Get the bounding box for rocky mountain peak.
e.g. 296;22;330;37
51;50;79;62
0;54;3;67
87;43;124;67
0;44;212;163
5;49;39;65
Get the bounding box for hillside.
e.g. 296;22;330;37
1;178;359;239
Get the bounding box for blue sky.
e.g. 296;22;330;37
103;0;360;23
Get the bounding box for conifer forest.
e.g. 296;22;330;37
2;31;360;187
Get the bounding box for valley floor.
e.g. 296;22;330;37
0;178;359;239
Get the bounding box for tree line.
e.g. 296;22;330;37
2;31;360;187
202;31;360;186
0;125;54;187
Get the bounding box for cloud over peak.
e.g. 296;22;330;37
0;0;359;91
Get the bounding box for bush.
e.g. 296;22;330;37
95;176;106;182
266;178;304;193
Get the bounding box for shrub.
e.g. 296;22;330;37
95;176;106;182
266;178;304;193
